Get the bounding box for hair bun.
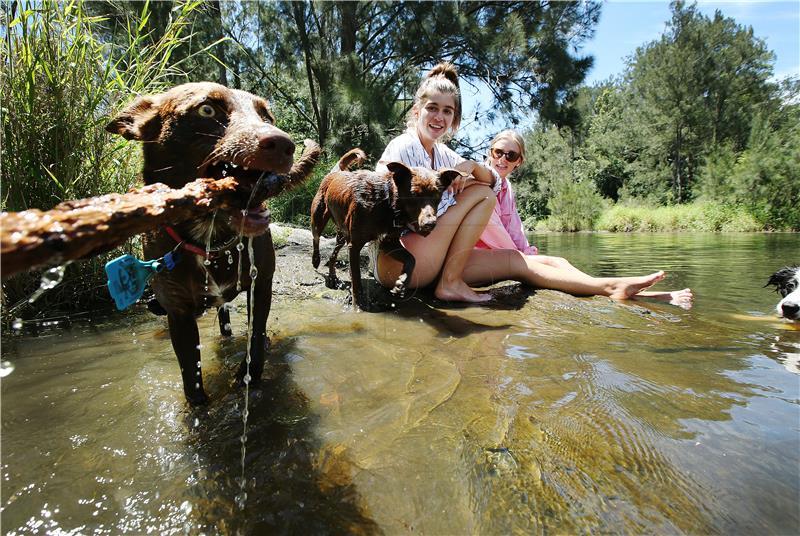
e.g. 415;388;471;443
427;62;459;89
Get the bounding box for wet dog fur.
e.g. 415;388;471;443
106;82;299;405
310;149;460;309
767;266;800;321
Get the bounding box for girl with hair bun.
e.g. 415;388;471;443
375;62;690;306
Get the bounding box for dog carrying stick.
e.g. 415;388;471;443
0;140;320;279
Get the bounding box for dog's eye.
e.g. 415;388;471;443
198;104;216;118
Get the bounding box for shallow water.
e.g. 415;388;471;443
2;233;799;534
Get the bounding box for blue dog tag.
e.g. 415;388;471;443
105;255;162;310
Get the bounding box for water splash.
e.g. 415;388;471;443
25;263;71;306
0;360;15;378
202;210;218;314
238;237;258;509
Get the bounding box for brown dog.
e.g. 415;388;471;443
310;149;460;309
107;82;316;405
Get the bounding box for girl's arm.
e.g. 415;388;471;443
501;182;538;254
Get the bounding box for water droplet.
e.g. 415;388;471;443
12;318;23;331
0;361;15;378
236;242;245;252
195;383;200;389
195;344;203;350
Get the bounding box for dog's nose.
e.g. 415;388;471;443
417;219;437;236
258;131;295;158
782;302;800;318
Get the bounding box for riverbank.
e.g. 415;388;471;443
534;201;770;233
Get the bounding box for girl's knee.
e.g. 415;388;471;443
553;256;572;269
461;184;496;205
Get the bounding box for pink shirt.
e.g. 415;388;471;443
475;176;538;255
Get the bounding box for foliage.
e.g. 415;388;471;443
536;179;604;232
595;202;761;232
214;1;600;155
268;155;339;228
0;0;203;320
511;1;797;231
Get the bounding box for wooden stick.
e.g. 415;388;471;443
0;140;321;279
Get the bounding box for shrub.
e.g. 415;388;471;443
595;201;762;232
269;155;338;228
537;179;604;231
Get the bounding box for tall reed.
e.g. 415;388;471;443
1;0;211;322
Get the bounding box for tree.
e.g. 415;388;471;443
626;0;775;202
217;1;600;155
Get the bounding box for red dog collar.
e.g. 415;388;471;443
163;226;218;260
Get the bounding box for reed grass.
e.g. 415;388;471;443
595;202;762;232
1;0;209;322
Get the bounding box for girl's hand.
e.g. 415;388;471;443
447;173;471;194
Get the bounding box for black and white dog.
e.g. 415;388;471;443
767;266;800;321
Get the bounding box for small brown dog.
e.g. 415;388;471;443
107;82;317;405
310;149;460;309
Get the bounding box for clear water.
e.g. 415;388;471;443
2;233;798;534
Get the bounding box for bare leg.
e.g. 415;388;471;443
377;186;670;302
531;255;692;304
377;185;497;303
459;248;665;299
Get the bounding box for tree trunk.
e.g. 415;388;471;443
209;0;228;86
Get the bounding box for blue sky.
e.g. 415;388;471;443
584;0;799;84
460;0;800;149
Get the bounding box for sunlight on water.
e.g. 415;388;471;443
1;233;798;534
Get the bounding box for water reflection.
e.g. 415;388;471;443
2;233;799;534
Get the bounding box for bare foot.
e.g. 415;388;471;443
435;279;492;303
636;288;693;309
607;271;666;300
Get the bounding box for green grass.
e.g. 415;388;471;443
594;202;763;232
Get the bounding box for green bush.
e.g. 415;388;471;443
595;201;762;232
536;179;604;231
269;155;338;228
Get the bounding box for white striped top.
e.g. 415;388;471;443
377;131;501;216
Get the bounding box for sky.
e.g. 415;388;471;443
460;0;800;150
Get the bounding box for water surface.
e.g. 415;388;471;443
2;233;799;534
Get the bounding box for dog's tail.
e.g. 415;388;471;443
337;148;367;171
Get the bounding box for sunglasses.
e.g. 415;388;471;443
490;147;521;163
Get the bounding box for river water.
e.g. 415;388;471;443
2;233;798;534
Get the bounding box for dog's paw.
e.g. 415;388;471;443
390;273;408;296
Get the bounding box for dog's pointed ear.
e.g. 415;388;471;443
386;162;412;192
438;169;465;191
106;96;162;141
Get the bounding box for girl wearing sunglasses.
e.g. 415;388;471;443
374;62;690;305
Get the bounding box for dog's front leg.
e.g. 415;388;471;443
239;235;275;387
380;237;415;297
348;240;367;310
167;313;209;405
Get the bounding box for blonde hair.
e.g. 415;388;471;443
489;130;526;162
406;62;462;136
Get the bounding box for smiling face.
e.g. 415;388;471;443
415;91;456;146
488;137;523;180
